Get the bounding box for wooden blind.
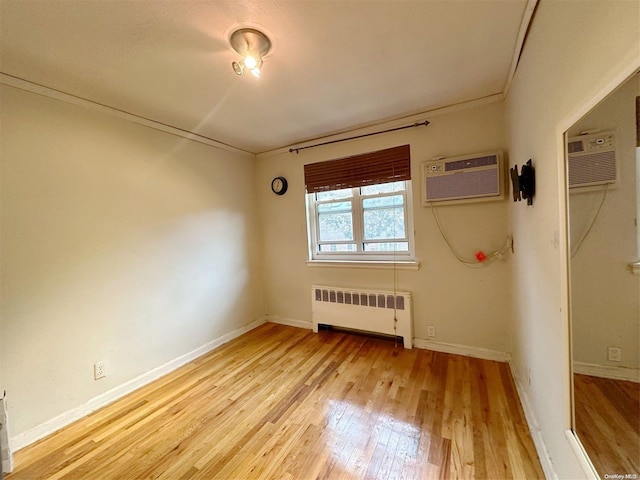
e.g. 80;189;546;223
304;144;411;193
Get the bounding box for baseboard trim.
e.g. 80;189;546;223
565;429;599;479
269;320;509;362
1;393;13;473
267;315;313;330
508;359;557;480
9;317;267;452
573;361;639;383
267;321;508;362
413;338;509;362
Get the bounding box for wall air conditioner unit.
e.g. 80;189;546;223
567;131;618;190
422;151;504;206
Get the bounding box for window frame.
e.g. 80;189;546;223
306;180;415;262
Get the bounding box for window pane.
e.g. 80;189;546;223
362;195;404;209
364;242;409;252
308;178;413;260
317;201;352;213
319;244;357;252
316;188;353;201
319;212;353;241
361;181;405;196
363;208;405;240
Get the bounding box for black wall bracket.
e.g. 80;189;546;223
510;159;535;206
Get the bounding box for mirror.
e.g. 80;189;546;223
567;72;640;477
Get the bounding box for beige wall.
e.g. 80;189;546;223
568;74;639;372
257;100;513;354
505;0;639;477
0;85;264;438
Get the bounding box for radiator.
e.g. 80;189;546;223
311;285;413;349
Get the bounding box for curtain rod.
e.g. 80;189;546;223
289;120;430;154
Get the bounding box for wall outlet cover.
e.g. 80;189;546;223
607;347;622;362
94;362;106;380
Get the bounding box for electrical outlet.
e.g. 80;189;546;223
94;362;106;380
427;325;436;337
607;347;621;362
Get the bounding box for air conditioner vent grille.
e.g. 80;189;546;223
445;155;498;172
426;168;499;201
568;150;616;186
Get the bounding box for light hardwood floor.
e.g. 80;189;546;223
574;373;640;478
7;323;544;479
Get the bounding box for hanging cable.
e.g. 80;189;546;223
392;175;399;348
571;184;609;259
429;204;512;268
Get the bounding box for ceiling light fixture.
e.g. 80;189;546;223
229;28;271;78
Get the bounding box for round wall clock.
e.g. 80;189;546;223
271;176;288;195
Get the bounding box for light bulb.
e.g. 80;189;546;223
243;55;258;69
250;67;261;78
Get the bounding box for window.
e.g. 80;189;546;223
304;145;414;262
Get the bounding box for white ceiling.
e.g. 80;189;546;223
0;0;529;154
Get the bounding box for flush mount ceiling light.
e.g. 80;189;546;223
230;28;272;78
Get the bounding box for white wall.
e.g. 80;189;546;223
257;99;512;355
0;86;264;440
568;74;639;373
505;0;639;477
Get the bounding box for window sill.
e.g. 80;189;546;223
630;262;640;276
306;260;420;271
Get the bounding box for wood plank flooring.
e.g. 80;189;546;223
574;373;640;478
7;324;544;479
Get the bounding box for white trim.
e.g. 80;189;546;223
412;338;509;362
2;458;12;476
630;262;640;275
9;317;267;452
573;361;640;383
564;430;599;479
1;393;13;474
503;0;539;97
305;260;420;271
267;315;313;330
508;359;558;480
0;73;254;159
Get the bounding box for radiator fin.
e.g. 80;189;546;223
315;288;405;310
